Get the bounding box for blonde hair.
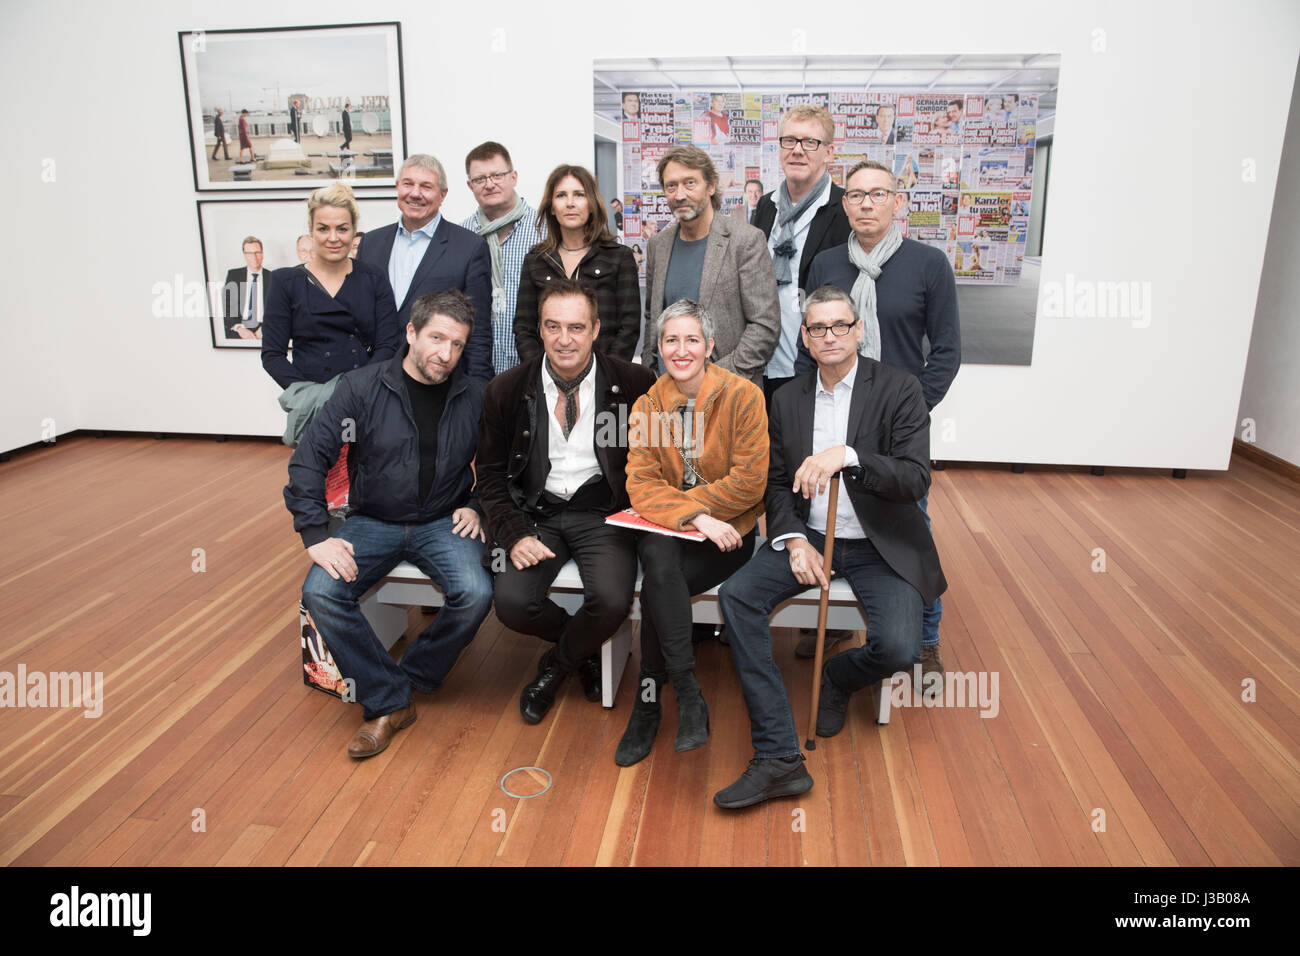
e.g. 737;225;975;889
780;104;834;142
307;182;360;229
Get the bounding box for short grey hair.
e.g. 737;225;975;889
802;284;857;321
398;153;447;191
657;299;715;343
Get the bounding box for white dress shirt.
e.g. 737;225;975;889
541;364;600;498
242;270;263;327
772;358;865;550
388;214;440;308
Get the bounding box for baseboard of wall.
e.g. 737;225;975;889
1232;439;1300;484
0;429;283;462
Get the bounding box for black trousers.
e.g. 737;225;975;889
493;508;637;670
636;529;756;676
763;375;795;409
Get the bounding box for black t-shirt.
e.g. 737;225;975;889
403;371;451;504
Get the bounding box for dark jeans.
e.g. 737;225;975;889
919;492;941;646
763;375;795;408
718;530;923;757
636;529;756;675
301;513;494;721
493;508;637;670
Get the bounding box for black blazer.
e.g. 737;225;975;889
766;359;946;605
222;267;272;336
476;351;655;555
356;218;494;384
752;183;851;291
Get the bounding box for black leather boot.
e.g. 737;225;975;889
671;670;709;752
614;671;665;766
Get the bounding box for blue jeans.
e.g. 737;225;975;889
301;513;494;720
718;530;923;757
919;493;941;646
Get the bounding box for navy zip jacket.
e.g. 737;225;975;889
284;352;484;548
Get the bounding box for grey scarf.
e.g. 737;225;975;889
771;172;831;286
846;224;902;360
471;197;528;319
545;354;594;438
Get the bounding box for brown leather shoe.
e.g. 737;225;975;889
347;703;417;759
794;628;854;659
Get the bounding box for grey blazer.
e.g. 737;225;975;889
640;212;780;386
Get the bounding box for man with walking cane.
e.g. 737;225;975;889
714;285;946;809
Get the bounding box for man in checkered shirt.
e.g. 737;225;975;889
460;142;544;375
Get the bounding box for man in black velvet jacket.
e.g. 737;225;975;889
477;276;655;725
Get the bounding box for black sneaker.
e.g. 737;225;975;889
713;754;813;809
815;665;851;738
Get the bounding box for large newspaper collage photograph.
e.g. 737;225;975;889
619;89;1038;287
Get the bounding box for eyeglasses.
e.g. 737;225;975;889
803;319;859;338
778;136;827;151
844;188;897;206
468;170;513;188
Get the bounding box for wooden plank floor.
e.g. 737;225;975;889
0;435;1296;866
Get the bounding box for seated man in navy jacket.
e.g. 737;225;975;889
714;285;947;809
356;153;495;383
285;290;494;759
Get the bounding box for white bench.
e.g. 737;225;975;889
359;553;895;725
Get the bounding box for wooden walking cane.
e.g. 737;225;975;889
805;472;840;751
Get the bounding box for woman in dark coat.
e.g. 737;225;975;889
514;164;642;361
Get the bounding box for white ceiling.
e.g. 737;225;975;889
594;53;1059;120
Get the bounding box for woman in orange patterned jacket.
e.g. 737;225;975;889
615;298;769;766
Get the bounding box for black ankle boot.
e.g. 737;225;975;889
614;671;665;766
671;670;709;752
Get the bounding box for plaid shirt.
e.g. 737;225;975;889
461;202;543;375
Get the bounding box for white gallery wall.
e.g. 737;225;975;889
1238;62;1300;467
2;0;1298;470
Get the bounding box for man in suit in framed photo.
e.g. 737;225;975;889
223;235;271;340
211;107;230;161
356;153;494;383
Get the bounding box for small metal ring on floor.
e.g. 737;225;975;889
500;766;553;799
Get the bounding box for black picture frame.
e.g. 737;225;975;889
197;195;399;349
179;22;406;191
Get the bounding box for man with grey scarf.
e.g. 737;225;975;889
461;141;543;375
795;158;961;683
751;104;852;404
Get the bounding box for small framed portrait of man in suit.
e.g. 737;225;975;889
197;197;394;349
179;22;407;191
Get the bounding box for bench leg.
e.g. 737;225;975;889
360;590;408;652
600;619;635;708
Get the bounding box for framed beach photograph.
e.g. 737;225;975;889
197;195;398;348
179;22;406;191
